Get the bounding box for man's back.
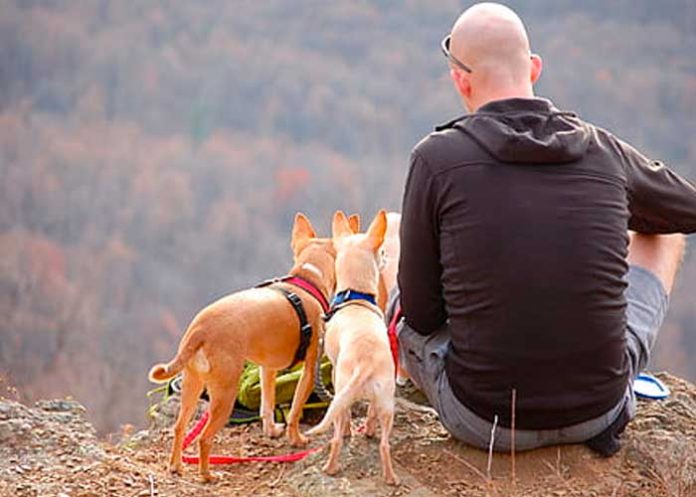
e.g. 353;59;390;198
399;97;696;428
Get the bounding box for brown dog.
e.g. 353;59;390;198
305;210;399;485
148;213;336;482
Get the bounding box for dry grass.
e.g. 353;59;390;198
628;439;695;497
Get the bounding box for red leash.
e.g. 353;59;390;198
181;410;323;465
387;306;401;376
180;304;400;465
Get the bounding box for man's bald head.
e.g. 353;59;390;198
446;3;541;110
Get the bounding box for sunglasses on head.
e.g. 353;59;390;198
441;34;473;74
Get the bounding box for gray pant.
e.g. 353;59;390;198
393;265;668;451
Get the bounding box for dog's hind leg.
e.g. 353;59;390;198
377;400;399;485
197;366;242;483
285;344;320;446
169;370;205;475
323;409;347;476
341;410;352;437
260;366;284;438
332;365;352;438
363;402;377;438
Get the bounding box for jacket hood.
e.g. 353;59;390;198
452;98;591;164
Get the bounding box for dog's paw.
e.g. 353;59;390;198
384;473;400;486
199;471;215;484
263;422;285;438
289;431;309;446
323;461;341;476
168;463;182;476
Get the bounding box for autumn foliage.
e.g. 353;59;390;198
0;1;694;432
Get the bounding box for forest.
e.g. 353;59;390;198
1;0;694;433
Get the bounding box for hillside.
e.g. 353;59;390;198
1;373;694;497
1;0;695;434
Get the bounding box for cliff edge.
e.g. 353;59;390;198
1;372;694;497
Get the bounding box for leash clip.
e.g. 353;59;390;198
322;310;336;323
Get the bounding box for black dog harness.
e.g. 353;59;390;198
256;275;330;367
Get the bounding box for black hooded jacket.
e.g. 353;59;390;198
398;97;696;429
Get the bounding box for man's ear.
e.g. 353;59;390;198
348;214;361;234
450;68;471;99
332;211;353;239
291;212;316;255
530;54;543;85
364;209;388;251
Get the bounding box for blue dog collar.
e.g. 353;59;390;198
330;289;377;308
323;289;381;322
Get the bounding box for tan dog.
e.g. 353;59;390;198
148;213;336;482
350;212;408;385
306;210;399;485
379;212;410;384
381;212;401;295
347;213;390;312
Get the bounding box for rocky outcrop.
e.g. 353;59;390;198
0;398;104;496
1;372;694;497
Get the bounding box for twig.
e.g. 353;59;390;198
556;445;561;476
270;464;286;488
149;475;155;497
110;456;201;491
510;388;516;485
487;414;498;481
443;449;488;483
543;446;564;478
394;397;438;416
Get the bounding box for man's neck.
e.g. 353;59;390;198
469;86;535;112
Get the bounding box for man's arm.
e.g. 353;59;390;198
398;151;447;335
620;140;696;233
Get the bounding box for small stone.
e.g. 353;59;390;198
36;399;85;413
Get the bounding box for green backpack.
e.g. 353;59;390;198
148;358;333;425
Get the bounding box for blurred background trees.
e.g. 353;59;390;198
1;0;694;433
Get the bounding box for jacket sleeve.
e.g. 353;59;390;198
619;140;696;233
397;150;447;335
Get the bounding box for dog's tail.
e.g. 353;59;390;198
148;328;207;383
305;367;369;436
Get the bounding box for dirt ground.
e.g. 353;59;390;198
1;372;694;497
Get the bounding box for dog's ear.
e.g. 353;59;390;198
347;214;361;234
291;212;317;254
364;209;388;251
332;211;352;239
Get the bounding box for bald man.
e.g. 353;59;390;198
394;3;696;455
